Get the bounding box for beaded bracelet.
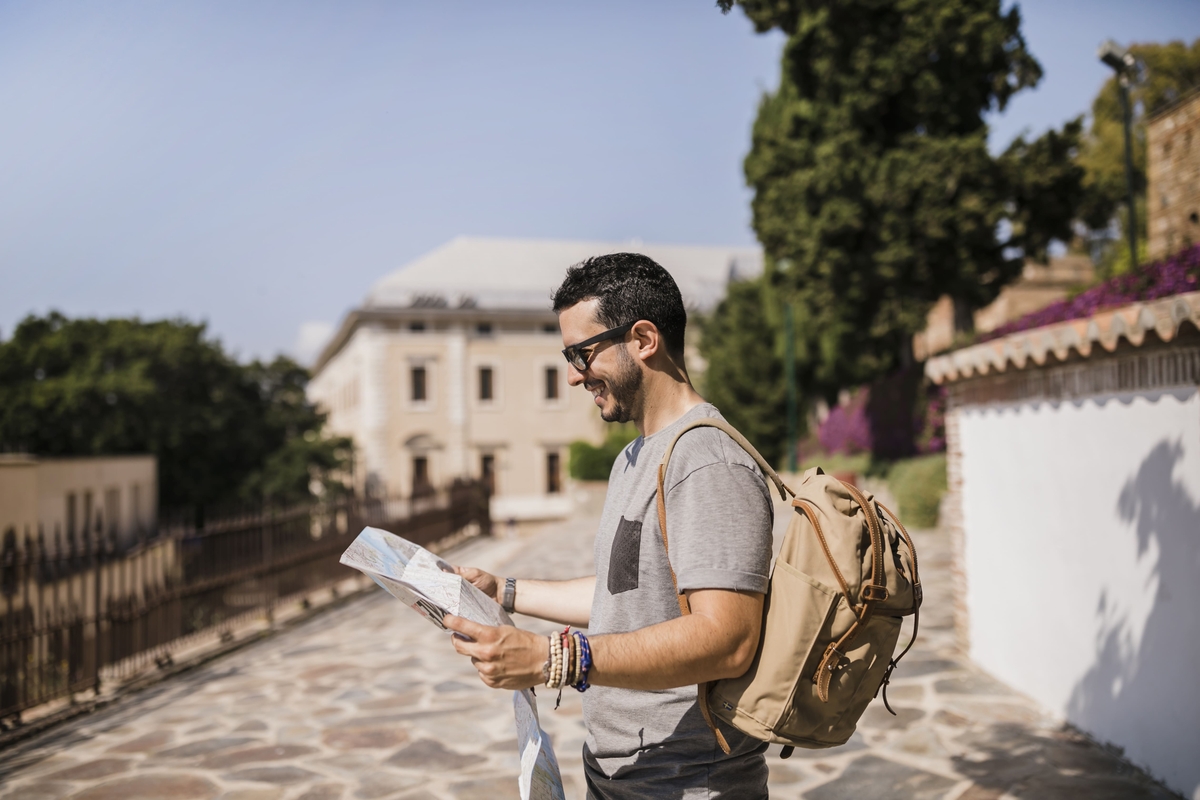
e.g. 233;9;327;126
574;632;592;692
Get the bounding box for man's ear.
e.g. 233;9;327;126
630;320;660;363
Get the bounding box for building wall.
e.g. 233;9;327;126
0;457;39;538
310;315;607;519
1147;90;1200;262
0;455;157;550
949;354;1200;797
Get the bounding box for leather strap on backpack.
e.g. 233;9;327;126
655;417;793;756
809;481;890;702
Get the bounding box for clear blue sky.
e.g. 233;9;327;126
1;1;1196;363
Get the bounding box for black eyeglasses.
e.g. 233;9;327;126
561;322;635;371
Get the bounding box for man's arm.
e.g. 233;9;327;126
455;567;594;627
443;586;763;691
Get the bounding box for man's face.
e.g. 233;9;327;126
558;299;644;424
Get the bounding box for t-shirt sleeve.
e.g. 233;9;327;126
665;461;773;593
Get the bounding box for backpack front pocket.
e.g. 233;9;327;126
711;558;839;736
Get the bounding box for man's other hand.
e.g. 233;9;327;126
454;566;500;604
444;615;548;690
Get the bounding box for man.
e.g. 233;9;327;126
444;253;774;799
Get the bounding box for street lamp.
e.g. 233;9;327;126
1098;40;1140;269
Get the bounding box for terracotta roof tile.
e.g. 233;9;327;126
925;291;1200;384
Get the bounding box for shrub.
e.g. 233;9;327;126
568;425;639;481
887;454;947;528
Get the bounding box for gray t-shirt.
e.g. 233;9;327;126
582;403;773;800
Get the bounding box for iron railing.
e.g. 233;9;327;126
0;480;489;723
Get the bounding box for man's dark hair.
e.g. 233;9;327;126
551;253;687;358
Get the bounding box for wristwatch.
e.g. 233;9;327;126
502;577;517;613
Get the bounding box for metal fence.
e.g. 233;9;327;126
0;480;490;724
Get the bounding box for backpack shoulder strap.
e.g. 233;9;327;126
652;416;792;756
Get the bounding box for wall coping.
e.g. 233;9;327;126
926;291;1200;385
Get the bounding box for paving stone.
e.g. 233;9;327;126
219;790;284;800
803;755;957;800
386;739;482;771
157;737;259;758
890;727;949;759
766;763;806;784
933;672;1014;696
891;658;962;678
45;759;132;781
323;727;409;750
432;680;475;694
353;772;424;799
0;783;74;799
197;744;319;769
860;705;925;731
222;766;321;785
931;709;970;728
449;778;521;799
66;773;220;800
106;731;174;753
233;721;268;732
296;785;347;800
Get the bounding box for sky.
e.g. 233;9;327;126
1;1;1197;364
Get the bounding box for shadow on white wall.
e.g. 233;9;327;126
1067;439;1200;798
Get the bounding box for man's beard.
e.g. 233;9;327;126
595;345;643;424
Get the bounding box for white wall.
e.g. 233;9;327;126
958;387;1200;799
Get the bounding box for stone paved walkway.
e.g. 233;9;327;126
0;484;1179;799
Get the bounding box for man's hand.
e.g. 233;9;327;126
454;566;500;604
444;615;549;690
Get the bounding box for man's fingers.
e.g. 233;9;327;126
443;613;490;642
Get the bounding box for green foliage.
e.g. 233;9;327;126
568;425;639;481
1078;39;1200;273
0;312;351;511
887;453;947;528
727;0;1081;400
698;276;790;467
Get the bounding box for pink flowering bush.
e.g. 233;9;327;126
981;244;1200;343
817;388;873;455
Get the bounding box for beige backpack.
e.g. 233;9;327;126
656;419;922;757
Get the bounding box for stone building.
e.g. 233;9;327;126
925;291;1200;797
1147;87;1200;261
307;237;761;520
0;454;157;551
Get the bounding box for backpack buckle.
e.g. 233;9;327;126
861;584;889;602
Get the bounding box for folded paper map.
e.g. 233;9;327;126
340;527;565;800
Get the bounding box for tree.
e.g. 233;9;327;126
0;313;350;512
1077;38;1200;275
715;0;1082;401
698;275;789;466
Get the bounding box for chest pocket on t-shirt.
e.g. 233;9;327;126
607;516;642;595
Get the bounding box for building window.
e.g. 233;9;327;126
543;324;558;334
476;322;493;335
545;366;559;400
479;367;494;401
412;456;432;497
412;366;427;402
66;493;77;538
481;454;495;495
546;451;561;494
409;321;426;332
